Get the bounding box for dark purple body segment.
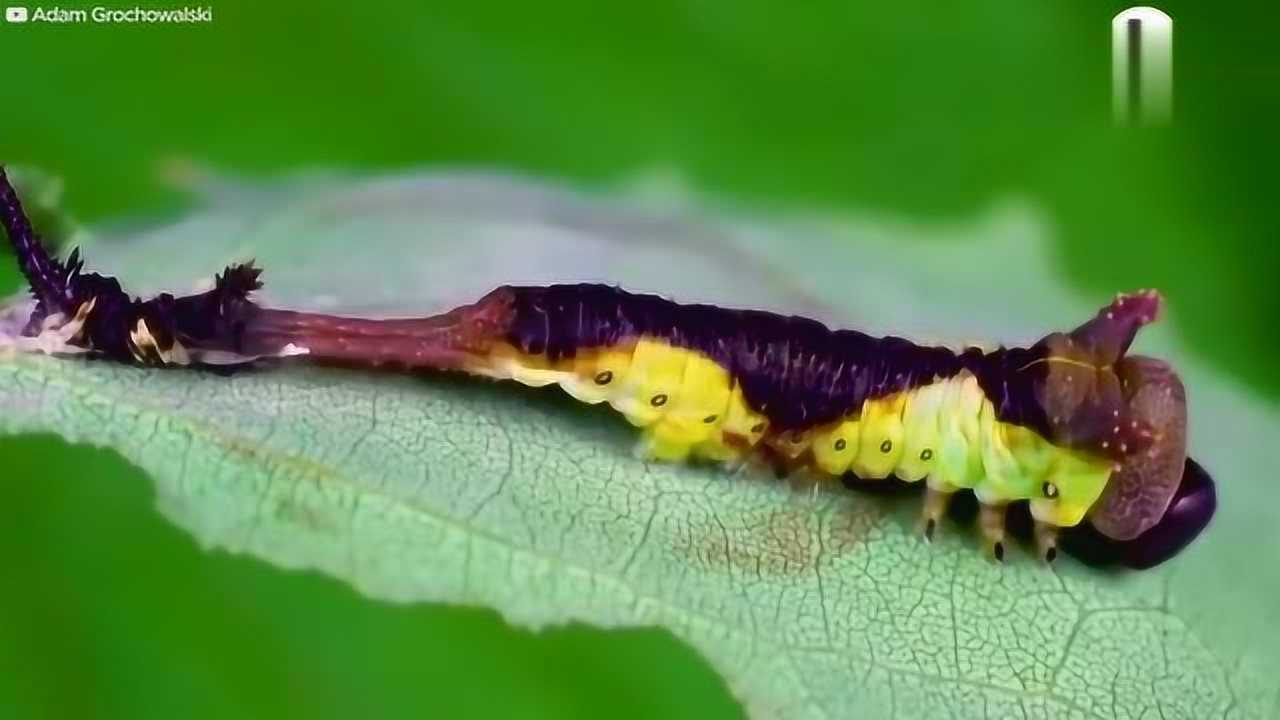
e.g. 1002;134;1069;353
503;284;1054;433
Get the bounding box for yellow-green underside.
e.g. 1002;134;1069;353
475;336;1113;528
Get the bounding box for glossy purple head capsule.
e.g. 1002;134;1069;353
1063;458;1216;569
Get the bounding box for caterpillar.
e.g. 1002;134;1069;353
0;167;1216;568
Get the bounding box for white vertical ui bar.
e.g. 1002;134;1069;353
1113;7;1173;126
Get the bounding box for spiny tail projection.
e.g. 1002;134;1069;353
0;166;73;327
0;167;1215;569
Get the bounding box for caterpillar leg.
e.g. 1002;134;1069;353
920;486;953;543
979;501;1008;562
1034;521;1059;564
634;431;696;463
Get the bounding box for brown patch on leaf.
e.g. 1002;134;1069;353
674;494;880;579
825;502;882;556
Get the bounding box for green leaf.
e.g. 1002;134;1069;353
2;173;1276;719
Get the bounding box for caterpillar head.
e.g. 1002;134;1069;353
1033;291;1215;558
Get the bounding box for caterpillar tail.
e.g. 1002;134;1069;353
239;290;517;371
0;166;74;328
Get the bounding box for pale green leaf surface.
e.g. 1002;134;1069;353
1;173;1276;719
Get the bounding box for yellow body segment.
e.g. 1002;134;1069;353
811;419;862;476
1031;451;1113;527
610;338;688;427
560;343;636;404
662;353;734;441
486;337;1115;532
645;353;734;461
933;374;986;491
1003;422;1056;480
717;384;769;443
695;384;769;462
897;381;946;482
850;393;907;479
975;399;1024;504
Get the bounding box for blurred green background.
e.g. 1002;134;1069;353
0;1;1275;718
